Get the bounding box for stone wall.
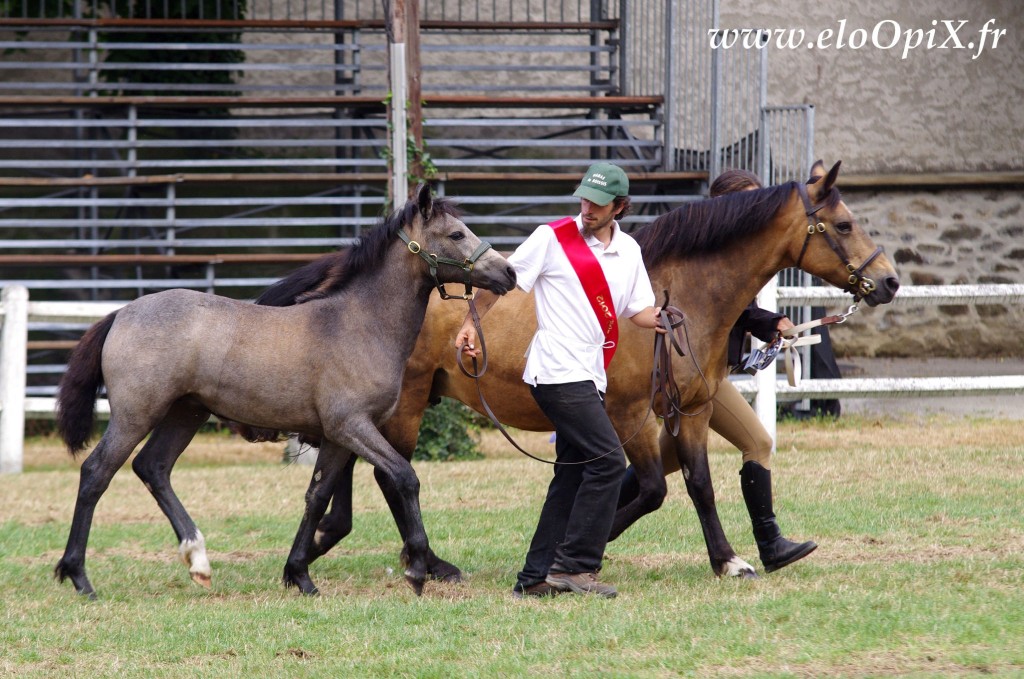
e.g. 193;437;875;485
719;0;1023;357
830;187;1024;358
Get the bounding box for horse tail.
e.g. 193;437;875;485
56;311;118;456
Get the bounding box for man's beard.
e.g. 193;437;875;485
582;213;616;238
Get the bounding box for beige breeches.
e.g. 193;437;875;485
709;378;773;468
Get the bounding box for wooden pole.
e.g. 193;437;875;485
405;0;423;186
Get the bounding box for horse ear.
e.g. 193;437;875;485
821;161;842;193
807;159;826;184
416;183;433;220
808;161;841;201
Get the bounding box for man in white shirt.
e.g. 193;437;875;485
456;162;663;599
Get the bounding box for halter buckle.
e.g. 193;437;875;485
816;222;826;233
406;240;421;254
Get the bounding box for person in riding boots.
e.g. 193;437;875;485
707;168;818;572
456;162;664;599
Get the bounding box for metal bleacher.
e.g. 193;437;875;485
0;2;699;295
2;1;815;398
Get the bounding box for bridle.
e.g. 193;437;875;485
398;228;493;300
793;182;883;303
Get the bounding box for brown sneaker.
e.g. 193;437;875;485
511;582;560;599
545;571;618;598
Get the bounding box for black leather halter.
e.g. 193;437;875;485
793;182;883;302
398;228;493;300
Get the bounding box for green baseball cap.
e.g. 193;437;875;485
573;162;629;206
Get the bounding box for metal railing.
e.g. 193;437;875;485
3;0;612;23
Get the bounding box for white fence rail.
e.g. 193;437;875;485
3;283;1024;473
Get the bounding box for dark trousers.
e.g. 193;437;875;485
514;381;626;589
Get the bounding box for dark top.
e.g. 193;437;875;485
727;301;785;367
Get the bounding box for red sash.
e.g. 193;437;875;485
548;217;618;369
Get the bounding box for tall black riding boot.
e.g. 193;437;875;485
739;460;817;573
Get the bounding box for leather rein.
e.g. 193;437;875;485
455;292;709;465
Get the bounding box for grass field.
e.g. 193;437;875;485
1;415;1022;677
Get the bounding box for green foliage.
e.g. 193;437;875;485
412;397;483;462
98;0;247;145
99;1;245;99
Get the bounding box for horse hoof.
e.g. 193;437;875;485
436;571;462;584
720;556;759;579
404;571;426;596
285;576;319;596
428;562;463;583
190;571;212;589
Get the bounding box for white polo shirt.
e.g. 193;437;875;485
508;215;656;392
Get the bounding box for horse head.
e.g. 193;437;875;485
401;183;517;298
787;161;900;307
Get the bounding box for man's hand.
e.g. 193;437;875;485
629;306;668;333
455;320;481;358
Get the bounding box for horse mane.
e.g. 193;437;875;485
256;194;463;306
633;180;841;268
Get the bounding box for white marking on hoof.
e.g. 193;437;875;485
722;556;758;578
190;571;212;589
179;530;212;587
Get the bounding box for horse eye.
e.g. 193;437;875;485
835;221;852;234
449;231;466;241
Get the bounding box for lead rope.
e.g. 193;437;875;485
775;303;860;387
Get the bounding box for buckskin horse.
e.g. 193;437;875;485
53;185;517;598
250;160;899;589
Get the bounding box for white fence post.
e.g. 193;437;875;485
1;285;29;474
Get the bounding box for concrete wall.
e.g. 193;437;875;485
721;0;1024;357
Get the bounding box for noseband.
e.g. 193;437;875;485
398;228;493;300
793;182;883;302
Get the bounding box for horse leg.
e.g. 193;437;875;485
130;399;211;588
308;382;462;583
54;417;155;598
608;419;668;541
306;454;357;562
664;420;757;579
372;466;461;583
283;442;352;595
333;418;432;595
379;400;463;583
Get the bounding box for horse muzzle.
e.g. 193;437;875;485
860;271;900;306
